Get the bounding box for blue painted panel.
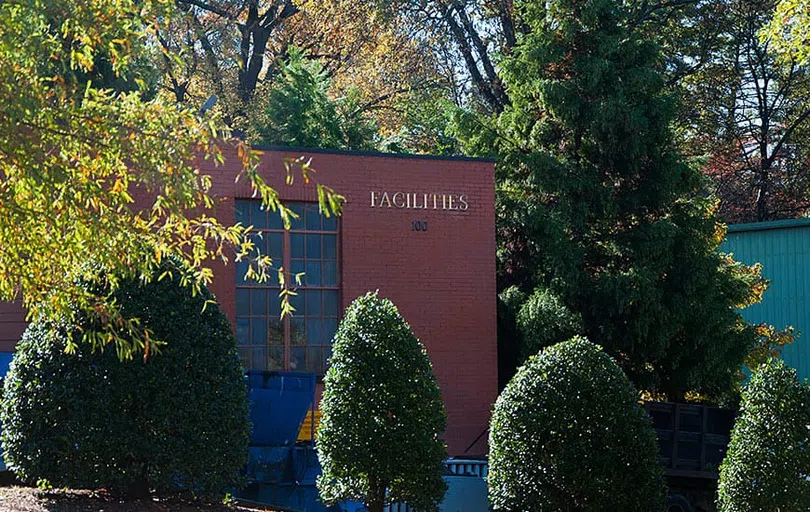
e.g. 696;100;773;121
0;352;13;378
439;476;488;512
246;371;315;446
723;220;810;380
0;352;12;470
246;446;292;484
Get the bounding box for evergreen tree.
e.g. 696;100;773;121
455;0;768;399
514;286;583;362
249;47;377;150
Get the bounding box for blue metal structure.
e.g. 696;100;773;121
239;371;489;512
246;371;316;447
0;353;12;377
723;218;810;380
239;371;334;511
0;351;13;470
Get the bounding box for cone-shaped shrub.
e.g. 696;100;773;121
0;271;249;498
717;359;810;511
316;292;447;512
489;337;666;511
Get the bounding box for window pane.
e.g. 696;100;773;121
323;214;337;232
236;260;249;286
235;201;248;225
323;234;337;259
306;290;322;316
289;203;305;228
269;346;284;370
236;318;250;346
291;317;306;346
249;233;265;256
322;261;337;286
324;318;338;345
250;289;267;316
268;209;284;230
268;232;283;263
267;267;280;287
306;347;322;373
323;291;339;316
289;290;304;313
306;318;323;346
238;347;250;369
268;320;284;345
252;348;267;371
290;234;305;258
291;260;306;285
305;204;321;230
251;318;267;346
251;201;268;229
306;261;321;287
236;289;249;315
306;234;320;259
269;290;282;317
323;346;333;368
290;347;305;371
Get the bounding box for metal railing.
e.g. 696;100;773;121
384;458;489;512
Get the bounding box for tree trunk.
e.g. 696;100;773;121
239;27;271;103
756;166;770;222
367;500;385;512
125;464;150;499
756;134;771;222
366;475;386;512
668;388;686;404
439;2;506;112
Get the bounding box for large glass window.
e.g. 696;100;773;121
235;200;339;374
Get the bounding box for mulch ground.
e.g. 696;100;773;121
0;487;279;512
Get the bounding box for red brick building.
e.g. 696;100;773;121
0;147;498;457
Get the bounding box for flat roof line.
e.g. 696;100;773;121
727;218;810;233
251;144;497;163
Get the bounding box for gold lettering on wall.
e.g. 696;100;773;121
369;191;470;211
379;192;392;208
392;192;406;208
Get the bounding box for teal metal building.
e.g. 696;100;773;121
723;219;810;380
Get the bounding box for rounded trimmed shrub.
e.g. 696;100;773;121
488;336;666;511
316;292;447;512
0;272;250;497
717;359;810;511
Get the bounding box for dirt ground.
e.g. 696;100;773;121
0;487;279;512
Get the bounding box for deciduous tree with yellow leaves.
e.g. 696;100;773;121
0;0;341;357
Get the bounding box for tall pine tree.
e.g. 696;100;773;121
457;0;769;399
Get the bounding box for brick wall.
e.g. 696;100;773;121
0;301;26;352
0;147;498;457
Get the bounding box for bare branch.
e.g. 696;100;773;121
175;0;240;22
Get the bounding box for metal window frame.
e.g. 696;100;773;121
235;200;340;374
